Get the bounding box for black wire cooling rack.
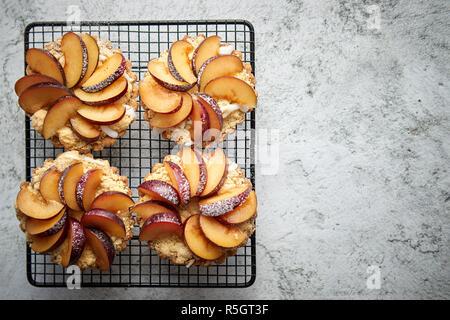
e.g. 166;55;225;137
23;20;256;287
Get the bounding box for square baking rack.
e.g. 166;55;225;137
24;20;256;287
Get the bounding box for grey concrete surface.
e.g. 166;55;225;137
0;0;449;299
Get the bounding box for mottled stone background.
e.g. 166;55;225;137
0;0;448;299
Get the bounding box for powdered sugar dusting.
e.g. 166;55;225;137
196;152;208;196
141;180;180;206
178;175;190;205
197;93;223;120
145;212;181;226
199;187;250;216
166;161;190;206
75;173;88;209
200;199;236;216
69;218;87;265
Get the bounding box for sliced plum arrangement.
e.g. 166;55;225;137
14;32;137;150
139;34;257;146
14;152;135;270
133;147;257;266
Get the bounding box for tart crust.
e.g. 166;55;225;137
14;151;135;271
136;153;256;267
141;34;257;147
27;35;139;153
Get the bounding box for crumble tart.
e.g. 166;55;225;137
15;32;138;153
133;147;257;267
14;151;135;271
139;34;257;147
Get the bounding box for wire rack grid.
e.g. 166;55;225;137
23;20;256;288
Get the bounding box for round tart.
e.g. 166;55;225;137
15;32;139;153
139;34;257;147
133;147;257;267
14;151;135;270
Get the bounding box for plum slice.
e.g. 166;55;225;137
14;74;60;96
69;115;101;142
184;214;222;260
199;214;245;248
199;148;228;197
168;40;197;84
26;207;67;237
77;103;125;125
85;227;115;271
195;93;223;142
75;169;103;211
218;190;257;224
139;76;183;113
16;187;64;220
74;76;128;106
189;95;210;144
137;180;180;207
147;59;195;92
164;161;190;207
58;163;84;211
179;147;207;197
138;212;183;241
18;82;72;115
39;166;62;202
132;200;179;222
79;33;100;85
149;93;192;128
60;217;86;267
81;53;126;93
42;95;82;139
197;54;243;91
81;209;126;238
204;76;257;107
25;48;66;85
30;222;68;253
192;35;221;77
199;185;251;217
61;32;88;88
90;191;134;213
